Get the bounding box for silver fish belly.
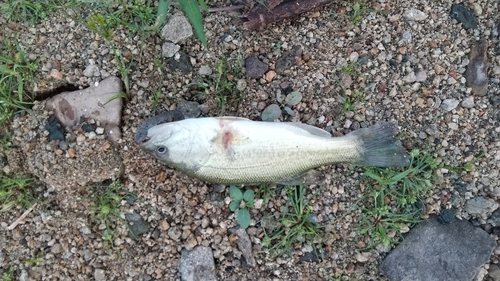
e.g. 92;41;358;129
139;117;409;184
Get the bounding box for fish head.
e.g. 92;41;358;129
139;120;212;171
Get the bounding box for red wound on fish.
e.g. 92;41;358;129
222;131;233;149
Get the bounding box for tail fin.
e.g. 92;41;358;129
347;122;410;167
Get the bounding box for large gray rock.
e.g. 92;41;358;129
180;246;217;281
46;76;123;144
380;217;495;281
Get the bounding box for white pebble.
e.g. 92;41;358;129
448;123;458;130
403;9;428;21
76;134;86;143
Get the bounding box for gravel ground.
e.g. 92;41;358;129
1;0;500;280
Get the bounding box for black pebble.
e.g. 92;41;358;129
81;123;97;132
45;115;65;141
449;4;478;30
438;209;456;224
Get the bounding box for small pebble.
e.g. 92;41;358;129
50;69;63;79
199;65;212;76
236;79;247;91
403;8;428;21
415;71;427;82
68;148;76;158
461;96;474;108
162;42;180;58
349;52;359;62
265;70;277;82
403;72;416;83
76;134;86;143
441;99;460;111
471;3;482;16
94;269;106;281
448;123;458;130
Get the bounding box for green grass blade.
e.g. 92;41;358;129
198;0;209;13
178;0;206;47
147;0;172;31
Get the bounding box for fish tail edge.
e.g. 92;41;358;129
348;122;410;167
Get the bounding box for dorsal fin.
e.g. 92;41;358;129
215;116;250;121
280;122;332;138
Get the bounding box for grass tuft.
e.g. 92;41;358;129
358;149;439;248
189;58;243;115
0;176;34;213
262;185;323;257
1;0;60;25
89;179;126;246
0;38;37;126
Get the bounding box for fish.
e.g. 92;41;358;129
138;117;410;184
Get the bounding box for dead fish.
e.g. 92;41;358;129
139;117;410;184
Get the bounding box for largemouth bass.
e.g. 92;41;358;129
138;117;409;184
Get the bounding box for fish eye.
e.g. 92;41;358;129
156;146;168;156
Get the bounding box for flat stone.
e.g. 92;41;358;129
465;197;499;216
125;212;150;238
245;55;268;79
46;76;123;144
229;227;256;267
180;246;217;281
380;217;496;281
466;39;489;96
160;13;193;43
450;4;478;30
